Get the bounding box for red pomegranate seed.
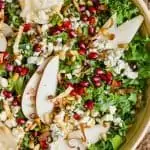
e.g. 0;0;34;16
80;81;89;87
49;26;62;35
75;87;85;96
88;25;96;36
99;74;107;81
95;68;104;76
81;14;88;22
23;23;32;32
84;100;94;110
73;113;81;120
33;43;42;52
78;41;86;49
14;66;22;74
92;76;101;82
20;67;29;76
17;118;25;125
88;6;97;14
79;5;86;12
3;51;9;60
88;52;98;59
6;64;14;72
3;90;12;99
94;81;101;87
88;16;96;25
78;49;86;55
70;90;77;96
40;140;48;149
106;72;113;85
62;20;72;29
12;100;19;106
68;30;77;38
0;1;5;10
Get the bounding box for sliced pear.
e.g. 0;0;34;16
103;13;117;32
22;58;50;119
0;23;13;37
0;33;7;52
117;15;144;44
68;124;110;144
36;56;59;123
0;122;17;150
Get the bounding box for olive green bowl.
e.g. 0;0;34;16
121;1;150;149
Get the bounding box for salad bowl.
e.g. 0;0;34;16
0;0;150;149
122;0;150;149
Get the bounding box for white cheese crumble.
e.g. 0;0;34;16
12;127;25;142
5;118;17;128
0;77;8;88
0;111;7;121
109;106;116;115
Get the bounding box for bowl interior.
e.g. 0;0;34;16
121;0;150;149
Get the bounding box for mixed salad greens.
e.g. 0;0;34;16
0;0;149;149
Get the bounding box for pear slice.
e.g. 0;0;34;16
68;124;110;145
117;15;144;44
22;58;50;119
0;122;17;150
0;33;7;52
36;56;59;123
103;13;117;32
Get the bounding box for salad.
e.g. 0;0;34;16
0;0;149;149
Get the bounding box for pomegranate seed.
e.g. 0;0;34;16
88;16;96;25
20;67;29;76
0;1;5;10
68;30;77;38
23;23;32;32
70;90;77;96
81;14;88;22
94;81;101;87
95;68;104;76
62;20;72;29
80;81;89;87
73;113;81;120
6;64;14;72
49;26;62;35
78;41;86;49
88;52;98;59
3;51;9;60
3;90;12;99
106;72;113;85
12;100;19;106
111;80;122;88
75;87;85;96
78;49;86;55
33;43;42;52
84;100;94;110
79;5;86;12
88;25;96;36
14;66;22;73
17;118;25;125
88;6;97;14
92;76;101;82
40;140;48;149
99;74;107;81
